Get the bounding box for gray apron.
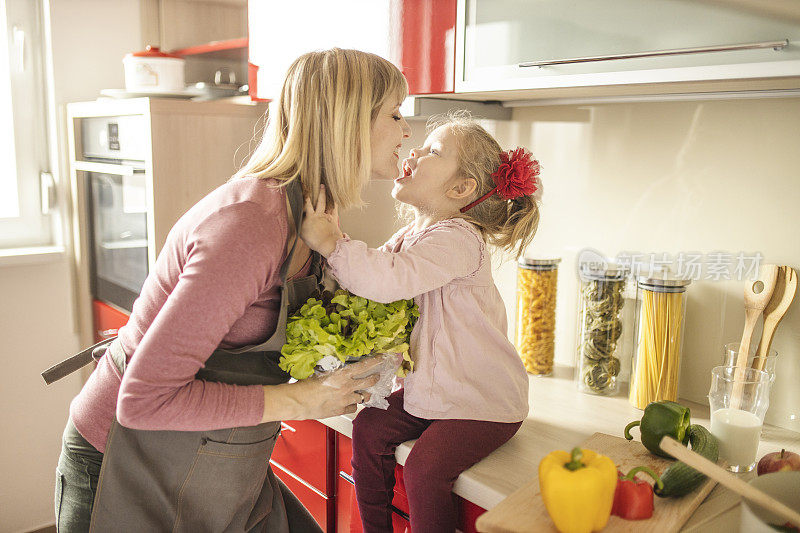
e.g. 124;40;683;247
43;181;325;533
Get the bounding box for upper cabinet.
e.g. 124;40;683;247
248;0;456;100
456;0;800;98
247;0;800;102
140;0;248;88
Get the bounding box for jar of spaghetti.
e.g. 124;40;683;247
515;258;561;376
629;276;691;409
576;264;628;396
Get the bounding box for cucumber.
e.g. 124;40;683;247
654;423;719;498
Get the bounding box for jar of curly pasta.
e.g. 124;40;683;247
515;258;561;376
576;264;629;396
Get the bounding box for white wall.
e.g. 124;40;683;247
0;1;142;531
341;97;800;434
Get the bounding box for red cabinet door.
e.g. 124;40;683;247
271;463;329;530
271;419;329;495
392;0;457;95
92;300;130;343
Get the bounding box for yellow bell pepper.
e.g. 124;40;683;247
538;447;617;533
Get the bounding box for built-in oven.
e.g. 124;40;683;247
76;115;149;312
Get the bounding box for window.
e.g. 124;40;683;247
0;0;56;250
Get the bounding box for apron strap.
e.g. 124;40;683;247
41;336;115;385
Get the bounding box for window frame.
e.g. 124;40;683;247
0;0;60;251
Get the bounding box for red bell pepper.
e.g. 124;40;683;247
611;466;664;520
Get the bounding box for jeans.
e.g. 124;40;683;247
54;418;104;532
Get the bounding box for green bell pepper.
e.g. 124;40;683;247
624;400;691;458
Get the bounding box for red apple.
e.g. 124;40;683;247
757;449;800;476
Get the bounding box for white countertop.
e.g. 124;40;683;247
319;365;800;531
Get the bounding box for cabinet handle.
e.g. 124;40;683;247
279;422;296;434
519;39;789;68
73;161;145;176
338;471;411;521
98;329;118;339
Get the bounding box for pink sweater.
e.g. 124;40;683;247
70;177;305;452
328;218;529;423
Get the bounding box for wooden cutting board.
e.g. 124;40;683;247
475;432;717;533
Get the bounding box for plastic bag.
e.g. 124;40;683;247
314;352;402;409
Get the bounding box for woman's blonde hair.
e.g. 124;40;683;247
234;48;407;209
428;111;540;259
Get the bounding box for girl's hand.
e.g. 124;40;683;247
300;185;343;257
261;357;383;422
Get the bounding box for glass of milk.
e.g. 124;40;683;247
708;365;772;473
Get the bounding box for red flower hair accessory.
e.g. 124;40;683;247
460;147;541;213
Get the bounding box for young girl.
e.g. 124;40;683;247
300;112;540;533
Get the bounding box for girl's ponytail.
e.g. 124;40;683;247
495;193;540;259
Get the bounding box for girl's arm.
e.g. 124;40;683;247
325;225;482;302
299;188;481;302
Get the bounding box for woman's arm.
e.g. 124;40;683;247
117;201;284;430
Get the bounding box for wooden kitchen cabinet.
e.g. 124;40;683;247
456;0;800;97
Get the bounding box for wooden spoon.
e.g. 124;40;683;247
753;266;798;371
660;436;800;528
732;264;778;408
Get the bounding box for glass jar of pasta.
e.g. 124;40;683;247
629;276;691;410
576;264;629;396
515;258;561;376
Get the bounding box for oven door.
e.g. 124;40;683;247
79;161;149;312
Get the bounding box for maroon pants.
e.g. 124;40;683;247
351;389;522;533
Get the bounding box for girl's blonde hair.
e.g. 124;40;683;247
429;111;540;258
234;48;407;209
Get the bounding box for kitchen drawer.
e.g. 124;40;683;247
92;299;129;343
271;419;328;495
271;462;329;531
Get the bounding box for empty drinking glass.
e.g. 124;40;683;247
722;342;778;383
708;365;771;473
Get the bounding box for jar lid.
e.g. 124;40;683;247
518;257;561;270
128;45;183;59
637;275;692;292
579;262;628;281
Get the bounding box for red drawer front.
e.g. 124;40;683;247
271;420;328;495
92;300;130;343
393;0;457;95
271;463;328;530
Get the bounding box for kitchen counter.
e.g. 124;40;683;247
319;365;800;532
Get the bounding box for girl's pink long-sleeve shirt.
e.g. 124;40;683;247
70;177;305;452
327;218;529;423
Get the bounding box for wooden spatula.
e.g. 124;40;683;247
732;264;779;408
753;266;798;371
660;436;800;528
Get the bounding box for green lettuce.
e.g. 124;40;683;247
279;289;419;380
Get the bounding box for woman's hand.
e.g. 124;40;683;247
300;185;343;257
261;356;383;422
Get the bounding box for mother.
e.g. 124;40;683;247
52;48;411;531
